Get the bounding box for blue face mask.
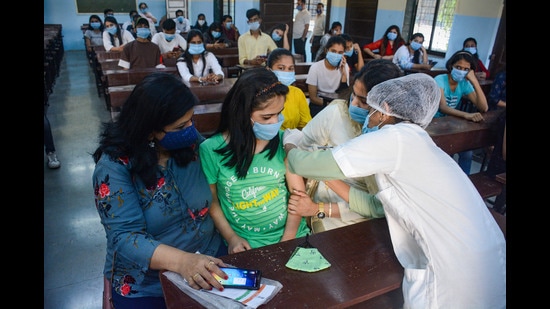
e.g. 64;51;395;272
348;103;368;124
451;68;468;82
177;16;184;23
252;114;284;141
249;21;260;31
158;124;198;150
225;22;232;30
272;32;282;41
212;31;221;39
325;51;343;67
136;28;151;39
362;110;381;134
188;43;205;55
140;8;148;14
164;33;175;41
344;48;354;57
90;22;101;30
106;26;117;35
296;5;303;10
272;70;296;86
316;9;322;15
410;41;422;51
387;32;397;41
464;47;477;55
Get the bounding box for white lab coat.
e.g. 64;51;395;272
331;123;506;308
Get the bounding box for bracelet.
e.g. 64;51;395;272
328;202;332;218
198;77;202;83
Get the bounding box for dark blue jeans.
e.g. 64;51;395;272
293;38;307;62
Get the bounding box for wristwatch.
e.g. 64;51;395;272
316;202;326;219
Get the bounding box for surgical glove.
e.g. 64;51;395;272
283;128;304;147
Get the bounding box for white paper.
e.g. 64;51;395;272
163;271;283;309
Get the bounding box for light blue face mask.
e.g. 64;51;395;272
344;49;354;57
106;26;117;35
464;47;477;55
362;109;381;134
249;21;260;31
272;70;296;86
140;8;148;14
90;22;101;30
252;114;284;140
451;68;468;82
272;32;282;41
225;22;232;30
177;16;184;23
348;103;369;124
212;31;221;39
188;43;205;55
164;33;175;42
387;32;397;41
136;28;151;39
410;41;423;51
325;51;343;67
296;5;303;10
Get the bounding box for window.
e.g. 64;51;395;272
409;0;457;56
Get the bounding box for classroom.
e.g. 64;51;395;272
44;1;506;308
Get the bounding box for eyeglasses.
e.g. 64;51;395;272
453;65;470;72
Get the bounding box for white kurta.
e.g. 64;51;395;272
332;123;506;308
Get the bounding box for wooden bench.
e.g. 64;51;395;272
294;62;313;75
426;108;506;206
215;54;240;78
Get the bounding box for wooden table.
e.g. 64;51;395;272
160;218;404;308
426;108;504;155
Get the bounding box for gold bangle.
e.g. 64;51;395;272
328;202;332;218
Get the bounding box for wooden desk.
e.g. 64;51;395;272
426;108;504;155
160;218;404;308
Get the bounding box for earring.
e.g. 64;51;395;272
148;141;155;148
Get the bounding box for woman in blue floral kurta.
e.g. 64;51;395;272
92;73;229;309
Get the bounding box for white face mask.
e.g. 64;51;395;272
198;20;205;26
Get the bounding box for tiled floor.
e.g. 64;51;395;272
43;50;500;309
44;50;110;309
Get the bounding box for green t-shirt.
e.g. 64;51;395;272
200;131;309;248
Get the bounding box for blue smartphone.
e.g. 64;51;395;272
213;267;262;290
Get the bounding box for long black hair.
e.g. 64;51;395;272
104;16;123;46
177;30;210;76
409;32;424;64
92;73;200;187
379;25;404;56
215;68;289;179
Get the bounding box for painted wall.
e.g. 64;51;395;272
45;0;503;70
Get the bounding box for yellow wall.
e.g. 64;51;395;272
457;0;503;18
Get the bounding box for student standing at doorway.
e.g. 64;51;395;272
292;0;310;62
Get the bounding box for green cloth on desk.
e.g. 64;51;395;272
285;247;331;272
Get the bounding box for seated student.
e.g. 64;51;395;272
266;48;311;130
92;73;229;309
138;2;158;36
315;21;342;61
433;50;488;175
392;32;433;71
488;67;506;110
463;37;490;80
118;18;163;70
238;8;278;66
269;23;290;50
152;18;188;60
221;14;239;44
341;33;365;77
83;15;104;59
122;10;138;33
283;73;506;309
306;35;350;117
362;25;405;60
176;29;224;87
203;22;233;49
191;13;209;33
174;9;191;35
103;8;114;19
103;16;135;52
287;59;401;232
125;13;142;39
199;68;310;253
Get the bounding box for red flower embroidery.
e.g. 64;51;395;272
120;283;132;296
119;156;129;165
98;183;110;199
157;177;165;189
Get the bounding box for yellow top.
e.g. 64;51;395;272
281;85;312;130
